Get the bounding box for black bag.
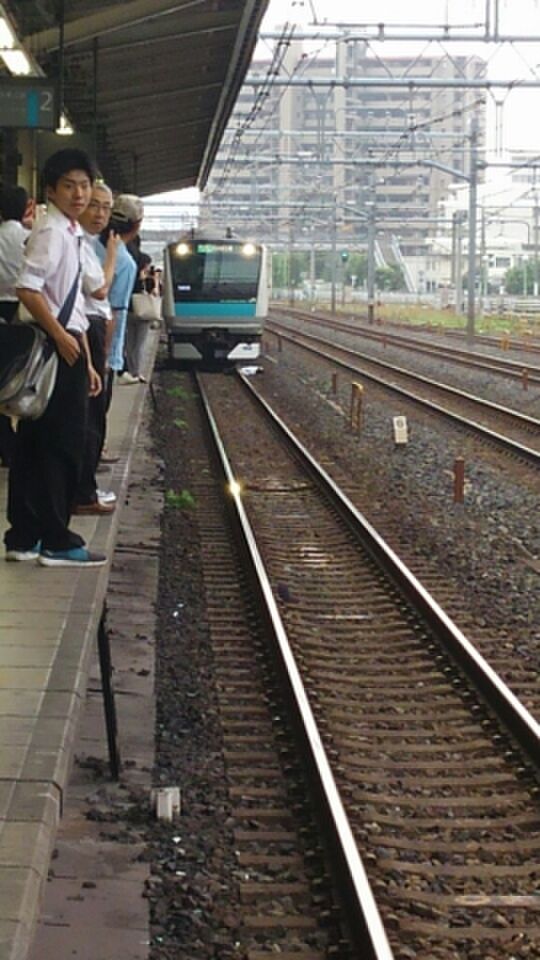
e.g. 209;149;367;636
0;261;81;420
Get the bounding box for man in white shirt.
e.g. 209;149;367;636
0;184;29;323
4;148;106;567
0;185;29;467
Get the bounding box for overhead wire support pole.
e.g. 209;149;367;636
366;174;376;325
331;197;337;314
467;116;479;344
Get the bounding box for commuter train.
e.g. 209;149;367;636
163;230;269;364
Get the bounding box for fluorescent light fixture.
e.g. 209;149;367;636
2;49;31;75
0;16;15;49
56;112;74;136
0;7;41;76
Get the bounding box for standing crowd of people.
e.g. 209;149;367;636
0;147;161;568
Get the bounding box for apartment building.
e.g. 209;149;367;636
203;39;486;270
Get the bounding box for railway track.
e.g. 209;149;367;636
266;318;540;467
275;307;540;377
188;369;540;960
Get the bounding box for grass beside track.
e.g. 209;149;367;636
339;301;540;338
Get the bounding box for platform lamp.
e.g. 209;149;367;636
54;0;74;136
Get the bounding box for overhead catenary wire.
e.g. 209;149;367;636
204;10;540;247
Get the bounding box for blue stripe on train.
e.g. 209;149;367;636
174;302;257;318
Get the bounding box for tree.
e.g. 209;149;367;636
375;264;406;291
504;262;534;295
344;252;368;285
272;251;309;289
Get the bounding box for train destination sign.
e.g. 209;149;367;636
0;80;56;129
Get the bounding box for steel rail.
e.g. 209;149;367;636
234;372;540;769
195;372;395;960
267;320;540;464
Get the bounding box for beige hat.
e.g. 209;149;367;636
112;193;144;224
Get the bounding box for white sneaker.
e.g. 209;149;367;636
117;372;139;385
97;489;117;505
5;541;41;562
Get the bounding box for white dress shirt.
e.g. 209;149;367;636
82;232;112;320
0;220;28;300
17;202;88;333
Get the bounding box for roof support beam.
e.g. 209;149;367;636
98;80;222;110
26;0;207;54
81;22;236;53
102;114;215;138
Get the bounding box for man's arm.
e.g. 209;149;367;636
16;288;80;365
81;331;101;396
89;233;120;299
102;232;121;290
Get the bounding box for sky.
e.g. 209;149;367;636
259;0;540;154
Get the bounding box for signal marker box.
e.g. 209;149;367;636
393;415;408;444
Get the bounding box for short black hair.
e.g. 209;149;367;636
42;148;96;189
0;184;28;222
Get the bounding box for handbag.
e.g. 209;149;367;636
0;263;81;420
131;291;162;322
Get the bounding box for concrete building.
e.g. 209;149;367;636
202;38;487;277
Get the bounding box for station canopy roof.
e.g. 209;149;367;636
7;0;269;195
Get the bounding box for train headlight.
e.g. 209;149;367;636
175;242;191;257
241;242;257;258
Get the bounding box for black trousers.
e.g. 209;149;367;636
4;346;88;552
0;301;19;467
0;414;15;468
76;315;107;505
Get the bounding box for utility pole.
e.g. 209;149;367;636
309;241;316;302
367;207;376;323
454;212;464;316
365;181;377;323
288;223;294;306
330;200;337;313
467;116;479;343
534;175;539;296
480;206;487;312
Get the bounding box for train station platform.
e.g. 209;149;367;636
0;340;157;960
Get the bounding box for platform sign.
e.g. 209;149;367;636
0;80;56;129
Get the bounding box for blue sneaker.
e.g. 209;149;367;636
5;541;41;562
38;547;107;568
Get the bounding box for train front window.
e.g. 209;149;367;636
171;243;261;302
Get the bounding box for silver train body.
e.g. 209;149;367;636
163;231;269;363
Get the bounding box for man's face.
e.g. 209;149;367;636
47;169;92;220
79;187;113;235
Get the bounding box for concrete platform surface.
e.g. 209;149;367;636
0;347;156;960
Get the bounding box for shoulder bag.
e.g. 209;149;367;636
0;265;81;420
